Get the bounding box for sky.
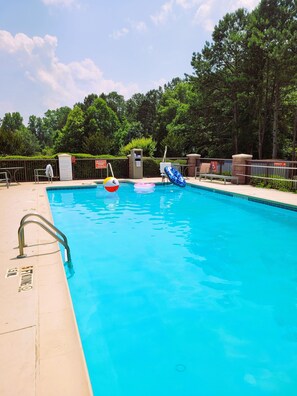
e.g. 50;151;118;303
0;0;260;123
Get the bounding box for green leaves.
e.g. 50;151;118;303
121;137;156;157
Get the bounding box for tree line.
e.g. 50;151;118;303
0;0;296;159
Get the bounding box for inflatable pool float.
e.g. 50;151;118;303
164;166;186;187
103;177;120;193
134;183;155;193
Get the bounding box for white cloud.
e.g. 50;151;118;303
109;27;129;40
151;1;174;25
193;0;216;31
175;0;193;9
0;30;57;56
0;29;138;113
151;0;260;30
132;21;147;33
233;0;259;9
193;0;260;30
110;20;147;40
42;0;79;7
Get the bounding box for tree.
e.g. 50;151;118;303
83;131;111;155
84;98;120;154
191;9;252;157
100;92;126;121
113;120;143;154
248;0;297;158
55;106;85;153
155;80;194;156
39;107;71;152
0;112;39;155
28;115;45;148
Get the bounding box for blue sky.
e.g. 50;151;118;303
0;0;260;123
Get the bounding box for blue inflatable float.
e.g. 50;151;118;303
164;166;186;188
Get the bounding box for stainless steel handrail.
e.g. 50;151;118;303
20;213;66;246
17;213;72;265
106;162;114;178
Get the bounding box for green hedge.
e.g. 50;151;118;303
250;174;297;193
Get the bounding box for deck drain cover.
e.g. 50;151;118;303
18;266;33;292
6;267;19;278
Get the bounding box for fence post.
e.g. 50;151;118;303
232;154;253;184
186;154;201;177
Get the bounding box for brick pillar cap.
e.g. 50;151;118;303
232;154;253;159
186;154;201;158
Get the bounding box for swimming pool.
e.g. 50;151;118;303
47;183;297;396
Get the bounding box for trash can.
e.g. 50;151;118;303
129;149;143;179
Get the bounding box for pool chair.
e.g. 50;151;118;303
195;162;211;179
160;161;171;182
195;162;239;184
34;164;56;183
0;171;9;188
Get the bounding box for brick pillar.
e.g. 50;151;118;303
232;154;253;184
186;154;201;177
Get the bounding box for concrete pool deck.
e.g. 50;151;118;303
0;178;296;395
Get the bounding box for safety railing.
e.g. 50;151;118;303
17;213;72;266
106;162;115;178
236;161;297;191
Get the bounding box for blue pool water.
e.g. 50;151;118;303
47;183;297;396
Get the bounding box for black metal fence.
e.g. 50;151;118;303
0;159;59;182
0;157;181;182
1;157;297;191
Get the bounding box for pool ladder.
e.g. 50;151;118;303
106;162;115;177
17;213;72;266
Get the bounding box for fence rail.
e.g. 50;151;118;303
1;157;297;191
0;157;187;182
0;159;59;182
243;160;297;191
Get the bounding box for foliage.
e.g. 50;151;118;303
143;158;160;177
250;174;296;192
0;112;40;155
121;137;157;157
0;155;58;159
54;106;85;153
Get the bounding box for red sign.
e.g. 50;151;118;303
210;161;218;172
274;162;286;167
95;159;107;169
71;156;76;164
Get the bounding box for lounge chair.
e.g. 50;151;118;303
34;164;56;183
0;171;9;188
195;163;238;185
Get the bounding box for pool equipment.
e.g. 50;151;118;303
164;166;186;187
103;177;119;193
162;145;167;162
134;182;155;193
